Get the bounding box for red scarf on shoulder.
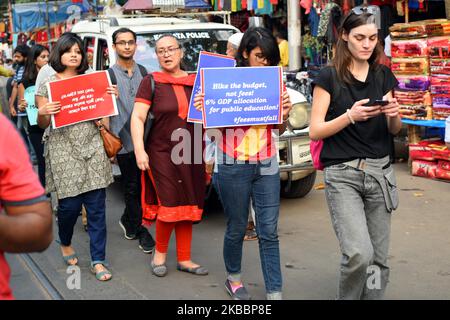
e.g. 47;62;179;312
152;72;196;120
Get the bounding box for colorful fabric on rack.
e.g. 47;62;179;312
433;107;450;119
391;57;429;75
399;105;428;120
432;97;450;108
391;39;428;58
430;59;450;75
394;89;432;106
428;36;450;59
396;75;430;91
389;23;427;39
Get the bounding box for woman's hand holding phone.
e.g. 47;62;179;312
380;98;400;118
348;98;382;123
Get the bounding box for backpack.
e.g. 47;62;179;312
107;63;148;85
107;64;155;145
310;66;384;170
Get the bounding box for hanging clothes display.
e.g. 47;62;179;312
317;1;340;38
309;6;320;37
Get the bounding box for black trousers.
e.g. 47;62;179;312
117;152;142;234
29;130;45;187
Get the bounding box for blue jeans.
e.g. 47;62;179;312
58;188;107;264
324;164;392;300
215;158;282;293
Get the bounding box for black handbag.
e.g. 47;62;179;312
143;111;154;146
143;74;155;145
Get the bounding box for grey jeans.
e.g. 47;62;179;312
324;163;394;300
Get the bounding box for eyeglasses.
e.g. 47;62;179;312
115;40;136;47
156;47;180;57
351;5;379;15
254;53;268;62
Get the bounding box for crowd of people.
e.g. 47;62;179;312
1;6;408;301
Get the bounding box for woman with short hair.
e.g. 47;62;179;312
36;33;116;281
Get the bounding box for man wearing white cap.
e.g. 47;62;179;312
226;32;244;58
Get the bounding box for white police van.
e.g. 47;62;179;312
71;14;315;198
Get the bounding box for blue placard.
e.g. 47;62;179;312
200;66;283;128
187;51;236;123
24;86;38;126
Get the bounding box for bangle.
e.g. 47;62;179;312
346;109;355;125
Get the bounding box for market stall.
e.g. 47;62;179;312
389;15;450;181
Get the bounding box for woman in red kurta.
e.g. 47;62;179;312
131;35;207;277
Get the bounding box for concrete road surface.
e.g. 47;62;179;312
8;162;450;300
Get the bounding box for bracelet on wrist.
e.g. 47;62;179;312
346;109;355;125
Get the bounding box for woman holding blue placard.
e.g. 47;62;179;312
18;44;49;187
195;27;292;300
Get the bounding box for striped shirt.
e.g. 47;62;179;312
109;63;146;154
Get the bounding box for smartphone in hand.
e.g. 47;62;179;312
363;99;389;107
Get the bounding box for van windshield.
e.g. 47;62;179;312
135;29;235;72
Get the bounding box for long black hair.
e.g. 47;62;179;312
23;45;49;84
235;27;280;67
49;32;89;74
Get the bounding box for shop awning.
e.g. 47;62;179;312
12;0;91;33
122;0;154;10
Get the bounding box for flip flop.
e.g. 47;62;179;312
62;253;78;266
90;264;112;281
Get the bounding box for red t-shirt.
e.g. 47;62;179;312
0;114;46;300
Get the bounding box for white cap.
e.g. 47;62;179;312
228;33;244;49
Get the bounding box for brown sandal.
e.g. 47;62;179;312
244;228;258;241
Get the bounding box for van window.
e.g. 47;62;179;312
134;29;235;72
97;38;110;70
83;37;95;69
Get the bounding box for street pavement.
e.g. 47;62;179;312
8;162;450;300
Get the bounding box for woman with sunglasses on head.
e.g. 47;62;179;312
309;7;401;300
131;34;208;278
36;33;117;281
195;27;292;300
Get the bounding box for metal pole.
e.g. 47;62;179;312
287;0;301;71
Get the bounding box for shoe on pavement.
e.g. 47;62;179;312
138;228;155;254
266;292;283;300
119;215;137;240
150;260;167;277
225;279;251;300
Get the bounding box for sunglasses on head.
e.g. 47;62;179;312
351;5;379;15
342;5;380;29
